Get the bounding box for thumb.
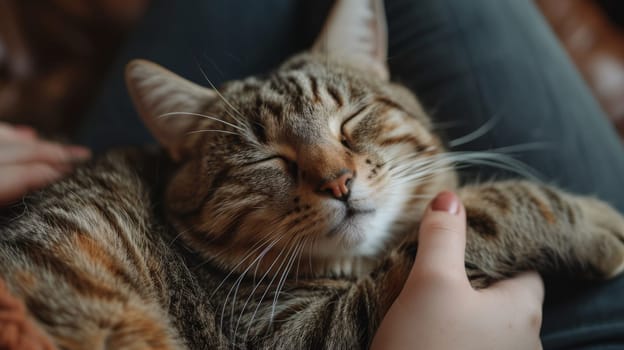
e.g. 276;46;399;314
412;191;467;279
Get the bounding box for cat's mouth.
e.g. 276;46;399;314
345;207;376;218
326;205;376;237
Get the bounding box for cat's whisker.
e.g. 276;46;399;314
246;218;295;285
231;232;291;306
294;236;310;282
388;162;450;180
475;142;550;154
209;235;276;298
387;142;547;170
400;193;437;200
196;63;248;126
195;62;265;148
387;160;454;182
158;111;247;134
387;157;434;170
187;129;240;136
166;226;196;248
383;171;454;196
307;235;318;277
220;236;282;332
448;114;501;148
270;239;305;321
384;151;429;164
386;157;447;176
267;247;297;326
386;147;545;184
241;236;306;346
389;165;454;182
234;246;287;338
441;151;543;180
240;236;299;342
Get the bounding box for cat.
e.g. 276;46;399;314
2;0;624;349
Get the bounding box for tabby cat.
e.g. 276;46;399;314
2;0;624;349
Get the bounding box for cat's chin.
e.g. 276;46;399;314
318;201;405;257
314;256;379;278
304;213;397;277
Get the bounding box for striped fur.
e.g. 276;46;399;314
3;0;624;348
1;52;624;350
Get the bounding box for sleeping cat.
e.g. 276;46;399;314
2;0;624;348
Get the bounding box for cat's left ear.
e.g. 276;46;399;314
312;0;389;80
125;59;217;161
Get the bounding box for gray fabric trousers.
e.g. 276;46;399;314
77;0;624;347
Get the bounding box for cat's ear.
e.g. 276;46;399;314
125;59;216;161
312;0;388;80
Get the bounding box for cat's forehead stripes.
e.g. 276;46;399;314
213;57;391;148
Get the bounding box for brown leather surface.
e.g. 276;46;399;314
537;0;624;138
0;0;148;137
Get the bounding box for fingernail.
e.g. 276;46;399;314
65;146;91;161
431;191;460;214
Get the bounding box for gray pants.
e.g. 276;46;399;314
77;1;624;347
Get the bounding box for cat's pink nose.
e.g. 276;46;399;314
319;171;354;201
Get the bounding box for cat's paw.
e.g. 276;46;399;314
578;198;624;279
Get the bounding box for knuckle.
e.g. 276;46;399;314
514;298;542;331
530;313;543;331
50;145;70;160
527;305;543;330
24;164;57;181
422;219;458;236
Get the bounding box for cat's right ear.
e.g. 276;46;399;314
125;59;216;161
312;0;389;80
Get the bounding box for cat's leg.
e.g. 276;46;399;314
3;278;186;350
458;180;624;287
0;244;187;350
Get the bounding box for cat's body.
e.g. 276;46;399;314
0;146;415;349
0;150;216;349
2;0;624;349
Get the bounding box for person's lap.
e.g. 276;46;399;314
384;1;624;348
76;0;624;348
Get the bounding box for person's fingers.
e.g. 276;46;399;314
11;125;38;139
0;123;37;142
62;145;92;161
0;141;91;165
411;191;467;280
0;163;68;205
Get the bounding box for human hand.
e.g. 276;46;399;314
0;123;91;206
371;191;544;350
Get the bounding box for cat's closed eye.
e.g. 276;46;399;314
276;156;298;178
340;135;352;149
340;105;370;149
248;155;299;179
